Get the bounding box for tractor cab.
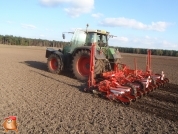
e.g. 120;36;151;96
62;29;110;54
85;30;109;48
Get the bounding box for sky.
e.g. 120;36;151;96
0;0;178;50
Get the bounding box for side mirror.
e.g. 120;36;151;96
62;33;65;39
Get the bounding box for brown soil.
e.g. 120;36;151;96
0;45;178;134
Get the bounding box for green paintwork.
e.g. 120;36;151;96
62;29;120;60
62;43;71;54
107;48;116;59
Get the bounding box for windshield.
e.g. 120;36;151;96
97;33;108;47
85;32;108;47
97;34;107;43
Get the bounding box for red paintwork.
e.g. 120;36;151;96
50;58;58;70
88;43;95;88
86;44;169;105
78;56;90;76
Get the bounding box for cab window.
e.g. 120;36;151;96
71;30;86;46
85;32;97;45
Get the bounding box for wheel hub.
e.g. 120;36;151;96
50;58;58;70
78;56;90;76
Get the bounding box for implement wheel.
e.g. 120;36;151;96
125;83;137;96
72;50;103;81
47;54;63;74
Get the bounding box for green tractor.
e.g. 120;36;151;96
45;25;122;80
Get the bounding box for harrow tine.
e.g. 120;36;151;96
152;84;157;90
164;78;169;83
131;96;137;102
155;83;159;89
158;81;164;88
147;87;151;92
137;91;143;99
120;96;131;105
156;83;160;89
163;78;169;87
146;91;150;95
157;81;162;88
149;85;153;91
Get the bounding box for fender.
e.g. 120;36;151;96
107;47;122;59
72;46;91;56
45;48;64;61
46;48;56;58
46;48;62;57
72;46;106;60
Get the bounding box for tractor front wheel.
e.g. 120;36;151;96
47;54;63;74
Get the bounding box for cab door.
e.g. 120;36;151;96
63;29;86;54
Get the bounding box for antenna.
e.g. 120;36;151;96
86;24;89;33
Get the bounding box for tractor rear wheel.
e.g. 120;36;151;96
72;50;103;81
47;54;63;74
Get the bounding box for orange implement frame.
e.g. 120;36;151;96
146;49;151;73
85;44;169;105
88;43;96;88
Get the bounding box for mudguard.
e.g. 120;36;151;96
107;47;122;59
46;48;55;58
45;48;64;60
72;46;106;60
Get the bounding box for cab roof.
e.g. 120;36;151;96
77;29;110;35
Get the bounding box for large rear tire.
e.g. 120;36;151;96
72;50;103;80
47;54;63;74
95;60;104;77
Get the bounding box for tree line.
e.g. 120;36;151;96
114;46;178;57
0;34;178;57
0;35;68;48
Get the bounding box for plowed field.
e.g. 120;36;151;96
0;45;178;134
